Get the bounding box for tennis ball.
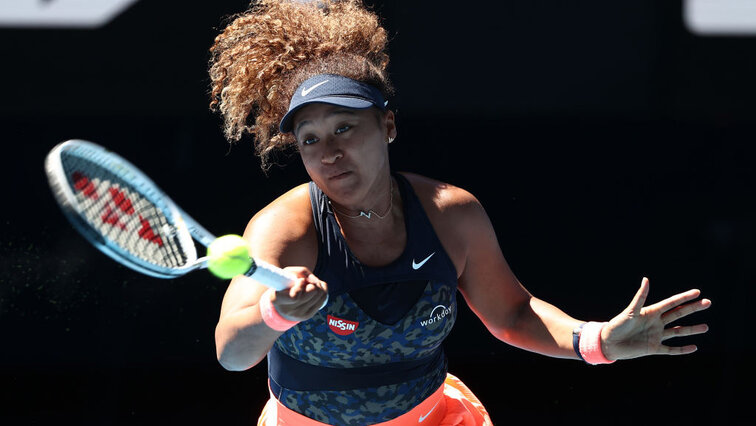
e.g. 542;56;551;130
207;234;252;279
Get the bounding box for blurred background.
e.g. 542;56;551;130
1;1;753;424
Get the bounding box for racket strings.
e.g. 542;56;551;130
61;152;189;269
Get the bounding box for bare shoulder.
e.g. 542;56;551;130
400;172;488;276
243;183;317;270
400;172;483;220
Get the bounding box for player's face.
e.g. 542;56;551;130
293;103;396;208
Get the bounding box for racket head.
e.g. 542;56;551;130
44;139;199;279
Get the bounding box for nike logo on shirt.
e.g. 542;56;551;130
412;252;435;270
418;399;441;422
301;80;329;96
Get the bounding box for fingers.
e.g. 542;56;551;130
286;276;326;302
648;288;704;315
288;276;327;301
654;321;709;356
626;277;650;316
272;266;328;321
661;324;710;341
656;343;699;356
661;297;712;325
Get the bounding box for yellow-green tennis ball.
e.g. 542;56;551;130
207;234;252;279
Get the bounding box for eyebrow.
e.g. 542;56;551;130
294;108;359;136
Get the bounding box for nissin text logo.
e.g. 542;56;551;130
327;315;359;336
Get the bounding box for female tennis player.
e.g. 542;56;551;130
209;2;711;425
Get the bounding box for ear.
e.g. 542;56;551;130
384;110;397;140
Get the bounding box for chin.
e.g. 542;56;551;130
323;178;363;205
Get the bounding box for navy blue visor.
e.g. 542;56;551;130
279;74;387;133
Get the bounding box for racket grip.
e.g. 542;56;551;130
245;259;296;291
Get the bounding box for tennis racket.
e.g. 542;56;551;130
44;139;293;290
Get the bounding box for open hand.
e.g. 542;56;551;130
601;277;711;361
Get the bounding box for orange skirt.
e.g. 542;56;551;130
257;373;492;426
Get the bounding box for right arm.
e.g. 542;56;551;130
214;185;326;371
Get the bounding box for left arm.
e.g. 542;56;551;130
454;194;582;359
448;188;711;361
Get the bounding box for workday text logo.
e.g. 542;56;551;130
420;304;453;329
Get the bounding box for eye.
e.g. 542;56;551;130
300;135;319;146
335;125;352;135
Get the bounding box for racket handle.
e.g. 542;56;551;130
245;259;296;291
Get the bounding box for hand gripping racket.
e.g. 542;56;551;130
44;139;294;290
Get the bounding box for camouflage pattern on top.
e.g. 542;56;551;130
267;174;461;425
273;278;457;425
275;366;447;425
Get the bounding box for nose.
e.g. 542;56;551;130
321;138;343;165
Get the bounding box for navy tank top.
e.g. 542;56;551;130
267;173;459;425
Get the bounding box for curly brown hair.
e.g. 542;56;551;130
208;0;394;170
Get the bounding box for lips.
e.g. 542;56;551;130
328;171;351;180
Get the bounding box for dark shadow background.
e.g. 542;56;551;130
1;1;753;424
